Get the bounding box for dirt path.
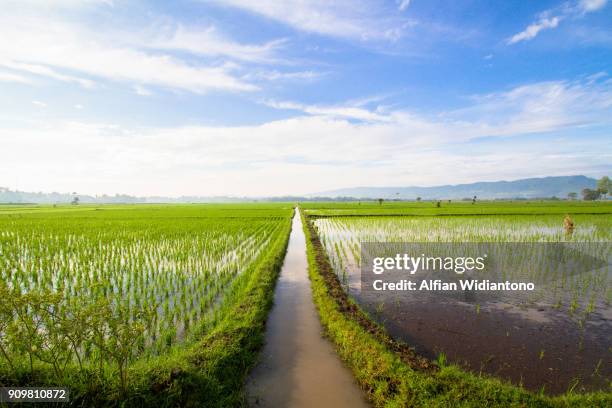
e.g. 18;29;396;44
246;209;369;407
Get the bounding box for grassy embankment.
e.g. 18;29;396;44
300;203;611;407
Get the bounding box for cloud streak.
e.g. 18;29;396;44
149;25;287;63
508;0;608;44
262;100;391;122
397;0;411;12
0;61;96;89
204;0;410;41
580;0;608;12
508;16;561;44
0;71;33;84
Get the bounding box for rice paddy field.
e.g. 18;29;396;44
0;203;293;405
1;200;610;405
302;201;612;396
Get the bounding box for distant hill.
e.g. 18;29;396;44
310;176;598;200
0;189;311;204
0;188;248;204
0;175;601;203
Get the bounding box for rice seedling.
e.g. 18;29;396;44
436;352;447;368
314;213;611;320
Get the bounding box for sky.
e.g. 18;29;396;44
0;0;611;197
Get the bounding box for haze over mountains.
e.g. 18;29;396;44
311;176;598;200
0;176;599;203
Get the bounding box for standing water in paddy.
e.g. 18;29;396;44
246;210;368;407
315;214;612;394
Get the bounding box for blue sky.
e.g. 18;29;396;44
1;0;611;196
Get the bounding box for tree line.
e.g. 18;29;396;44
571;176;611;201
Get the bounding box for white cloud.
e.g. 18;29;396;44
586;71;608;83
204;0;409;41
263;100;391;122
1;114;608;196
268;74;612;134
133;85;153;96
580;0;607;12
245;70;324;82
31;100;47;108
0;71;33;84
450;76;612;136
0;61;95;89
508;0;608;44
150;25;286;63
0;7;258;94
2;76;610;196
6;0;114;8
508;16;561;44
397;0;411;12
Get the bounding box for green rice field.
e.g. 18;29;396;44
0;204;293;405
1;200;610;405
303;201;612;395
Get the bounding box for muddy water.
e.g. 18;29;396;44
246;210;368;407
357;293;611;394
321;232;611;394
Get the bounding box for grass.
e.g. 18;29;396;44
300;206;612;407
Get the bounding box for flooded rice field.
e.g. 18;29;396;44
0;215;283;354
314;214;612;394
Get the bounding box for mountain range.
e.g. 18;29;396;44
309;175;598;200
0;176;600;203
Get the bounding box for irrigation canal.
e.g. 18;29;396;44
246;209;368;407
